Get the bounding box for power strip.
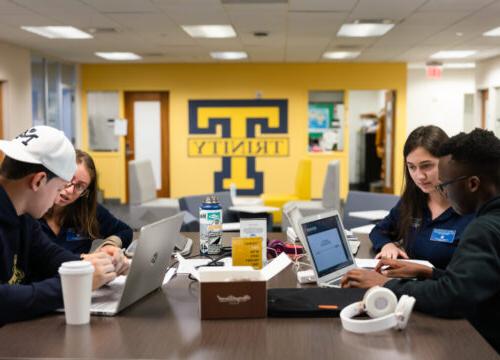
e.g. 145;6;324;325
297;269;316;284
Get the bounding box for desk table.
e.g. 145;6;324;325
0;233;497;359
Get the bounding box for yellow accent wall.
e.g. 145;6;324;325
81;63;407;203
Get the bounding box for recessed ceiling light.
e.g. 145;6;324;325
323;51;361;59
483;26;500;37
430;50;476;59
210;51;248;60
95;52;142;61
337;20;394;37
182;25;236;38
443;62;475;69
21;26;92;39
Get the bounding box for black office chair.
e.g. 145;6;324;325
342;190;399;230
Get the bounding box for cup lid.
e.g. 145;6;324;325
58;260;94;275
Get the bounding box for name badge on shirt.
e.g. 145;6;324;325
430;229;456;243
66;229;86;242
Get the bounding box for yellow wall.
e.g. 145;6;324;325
81;63;407;203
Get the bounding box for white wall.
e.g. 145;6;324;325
347;90;385;184
475;56;500;136
0;41;31;138
407;68;475;137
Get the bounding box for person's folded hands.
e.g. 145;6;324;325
81;252;116;290
99;245;130;276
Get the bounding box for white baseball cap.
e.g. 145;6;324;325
0;126;76;181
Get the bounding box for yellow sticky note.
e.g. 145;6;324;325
232;237;263;270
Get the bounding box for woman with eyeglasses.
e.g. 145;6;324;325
369;125;474;269
40;150;133;260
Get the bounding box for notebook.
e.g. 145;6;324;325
89;212;184;316
298;210;358;288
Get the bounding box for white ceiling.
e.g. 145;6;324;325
0;0;500;63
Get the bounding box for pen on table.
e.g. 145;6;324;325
318;305;338;310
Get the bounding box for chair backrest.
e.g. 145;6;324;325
128;160;157;205
322;160;340;210
342;190;400;230
178;191;237;231
295;158;312;200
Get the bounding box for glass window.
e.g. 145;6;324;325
31;55;76;143
308;91;344;152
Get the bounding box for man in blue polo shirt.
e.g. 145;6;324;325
341;128;500;353
0;126;116;324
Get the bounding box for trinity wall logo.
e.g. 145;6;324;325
188;99;288;195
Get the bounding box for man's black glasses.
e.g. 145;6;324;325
435;175;469;193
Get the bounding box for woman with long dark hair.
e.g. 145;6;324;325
369;125;474;269
40;150;132;272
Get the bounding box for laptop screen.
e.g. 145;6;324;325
301;214;353;278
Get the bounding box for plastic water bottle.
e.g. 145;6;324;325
199;195;223;255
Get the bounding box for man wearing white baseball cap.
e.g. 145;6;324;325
0;126;116;324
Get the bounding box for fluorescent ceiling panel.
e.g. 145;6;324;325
430;50;476;59
21;26;92;39
337;23;394;37
210;51;248;60
182;25;236;38
323;51;361;59
95;52;142;60
483;26;500;37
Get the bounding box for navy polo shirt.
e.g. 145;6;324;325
39;204;133;254
369;200;474;269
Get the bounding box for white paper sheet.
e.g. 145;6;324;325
261;253;292;281
350;224;376;234
229;205;280;213
348;210;389;221
355;258;434;269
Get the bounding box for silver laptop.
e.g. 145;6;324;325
298;210;357;288
90;212;184;316
284;204;360;255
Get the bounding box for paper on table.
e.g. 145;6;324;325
229;205;280;213
222;222;240;231
355;258;434;269
261;253;292;281
163;268;177;285
175;254;232;281
348;210;389;221
350;224;376;234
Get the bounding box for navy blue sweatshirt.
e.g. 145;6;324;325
370;200;474;269
385;196;500;353
39;204;133;254
0;186;79;325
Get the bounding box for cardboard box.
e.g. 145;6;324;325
200;280;267;319
198;253;291;320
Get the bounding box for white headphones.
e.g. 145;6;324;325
340;286;416;334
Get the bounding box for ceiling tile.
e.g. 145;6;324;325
349;0;427;21
288;0;357;12
418;0;495;12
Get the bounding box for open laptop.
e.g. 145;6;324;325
298;210;357;288
89;212;184;316
284;204;360;255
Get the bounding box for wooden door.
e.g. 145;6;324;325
0;82;3;140
383;90;396;194
480;89;489;129
124;92;170;198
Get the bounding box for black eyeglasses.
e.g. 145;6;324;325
64;181;89;196
435;175;470;194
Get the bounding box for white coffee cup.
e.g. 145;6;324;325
58;260;95;325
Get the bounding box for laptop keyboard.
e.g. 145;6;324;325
91;279;125;313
